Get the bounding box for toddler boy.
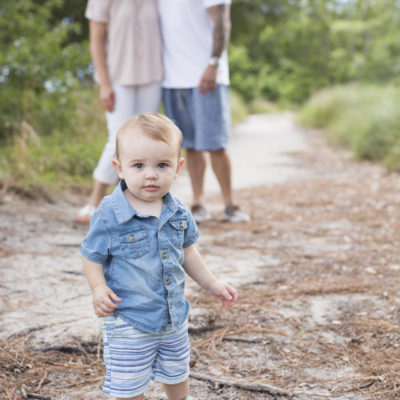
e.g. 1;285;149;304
80;113;237;400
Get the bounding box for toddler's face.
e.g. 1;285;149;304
113;128;183;205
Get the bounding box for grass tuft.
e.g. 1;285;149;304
298;84;400;170
1;89;107;195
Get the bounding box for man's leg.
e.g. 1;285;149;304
163;378;190;400
210;148;250;222
209;149;233;206
186;149;207;206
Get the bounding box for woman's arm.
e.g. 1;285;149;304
89;20;115;112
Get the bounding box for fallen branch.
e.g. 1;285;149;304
188;324;224;335
21;388;50;400
189;371;292;398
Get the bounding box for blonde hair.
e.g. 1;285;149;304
115;113;183;160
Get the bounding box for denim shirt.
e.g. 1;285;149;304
80;180;200;333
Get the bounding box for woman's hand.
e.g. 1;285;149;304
99;84;115;112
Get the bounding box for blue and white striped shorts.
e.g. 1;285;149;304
101;316;190;398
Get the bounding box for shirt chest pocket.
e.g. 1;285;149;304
119;228;149;259
168;219;187;247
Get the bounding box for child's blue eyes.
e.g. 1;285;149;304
132;163;168;169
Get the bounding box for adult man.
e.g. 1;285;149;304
158;0;250;223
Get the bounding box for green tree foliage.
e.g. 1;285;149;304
2;0;399;138
1;0;400;190
0;0;90;140
230;0;400;104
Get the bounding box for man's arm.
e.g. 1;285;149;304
208;4;231;59
199;4;231;94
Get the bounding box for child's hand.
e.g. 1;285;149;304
92;284;121;317
207;280;237;308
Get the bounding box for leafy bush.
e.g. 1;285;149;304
230;90;249;125
298;84;400;170
0;0;90;140
1;89;107;193
230;0;400;105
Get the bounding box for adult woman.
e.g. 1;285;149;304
77;0;163;223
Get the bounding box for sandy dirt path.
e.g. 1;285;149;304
1;113;400;399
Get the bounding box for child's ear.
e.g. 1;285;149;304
175;157;184;177
112;158;124;179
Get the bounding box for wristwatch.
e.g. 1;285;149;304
209;56;220;67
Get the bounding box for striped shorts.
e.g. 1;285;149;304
101;316;190;398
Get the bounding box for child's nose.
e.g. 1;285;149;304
145;167;157;179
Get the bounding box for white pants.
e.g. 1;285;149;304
93;82;161;184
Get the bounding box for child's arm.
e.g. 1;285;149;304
183;245;237;307
82;257;121;317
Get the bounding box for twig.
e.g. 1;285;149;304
36;371;47;391
223;336;272;344
189;371;292;397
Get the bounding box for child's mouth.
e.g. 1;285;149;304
144;185;159;192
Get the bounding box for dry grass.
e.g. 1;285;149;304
0;337;104;399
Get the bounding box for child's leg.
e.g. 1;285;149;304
163;377;189;400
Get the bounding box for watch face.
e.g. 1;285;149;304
209;57;220;67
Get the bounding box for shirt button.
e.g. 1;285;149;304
162;253;167;258
166;279;171;285
179;222;184;228
129;235;135;241
169;303;172;308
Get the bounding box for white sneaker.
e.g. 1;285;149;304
224;203;250;222
76;204;96;223
191;205;211;223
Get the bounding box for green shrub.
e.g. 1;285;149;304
1;89;107;193
298;84;400;170
230;90;249;125
0;0;90;141
248;98;278;114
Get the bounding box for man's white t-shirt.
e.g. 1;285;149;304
158;0;230;88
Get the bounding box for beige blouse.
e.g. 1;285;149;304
85;0;163;86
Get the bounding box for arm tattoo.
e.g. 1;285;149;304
207;5;231;58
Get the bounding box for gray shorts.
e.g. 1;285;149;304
162;85;231;151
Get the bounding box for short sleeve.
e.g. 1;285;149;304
182;207;200;249
80;211;111;264
204;0;231;8
85;0;111;23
